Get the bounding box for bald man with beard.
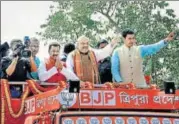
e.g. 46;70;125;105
66;36;119;85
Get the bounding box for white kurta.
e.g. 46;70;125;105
38;60;79;82
66;44;116;78
118;45;147;88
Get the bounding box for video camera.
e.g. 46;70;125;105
13;44;31;58
24;36;30;48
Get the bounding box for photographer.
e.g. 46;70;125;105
1;39;37;98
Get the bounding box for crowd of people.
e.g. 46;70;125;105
0;29;175;98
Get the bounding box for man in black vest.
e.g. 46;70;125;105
97;39;112;83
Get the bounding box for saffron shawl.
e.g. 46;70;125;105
73;50;100;84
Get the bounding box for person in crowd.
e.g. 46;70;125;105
1;39;37;98
97;39;112;83
66;35;119;84
0;42;10;79
61;43;75;62
38;42;79;84
0;42;10;58
29;37;40;80
111;29;175;88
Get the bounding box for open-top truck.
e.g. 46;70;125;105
1;79;179;124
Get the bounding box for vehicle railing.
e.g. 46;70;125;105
4;81;158;92
6;81;108;91
7;81;59;91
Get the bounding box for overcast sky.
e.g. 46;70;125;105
1;1;179;58
1;1;53;42
1;1;179;42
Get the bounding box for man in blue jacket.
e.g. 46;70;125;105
111;29;174;88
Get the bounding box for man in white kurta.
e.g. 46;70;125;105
112;29;175;88
38;42;79;84
66;36;119;84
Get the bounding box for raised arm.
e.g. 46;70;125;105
140;40;167;58
30;57;40;80
93;44;115;62
5;56;19;76
140;32;175;58
29;56;37;72
94;36;120;62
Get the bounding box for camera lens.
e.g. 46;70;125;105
21;50;31;58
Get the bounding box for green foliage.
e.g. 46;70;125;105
38;1;179;86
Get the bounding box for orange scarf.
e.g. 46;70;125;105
73;50;100;84
45;57;66;83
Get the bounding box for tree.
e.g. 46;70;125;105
37;1;179;86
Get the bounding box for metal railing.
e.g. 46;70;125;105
8;81;59;91
7;81;108;91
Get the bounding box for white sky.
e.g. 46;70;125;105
1;1;54;58
1;1;179;58
1;1;53;42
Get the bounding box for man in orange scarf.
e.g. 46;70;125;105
38;42;79;85
66;36;119;85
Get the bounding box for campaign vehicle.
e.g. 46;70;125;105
1;79;179;124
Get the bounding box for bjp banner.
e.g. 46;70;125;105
70;89;179;110
25;88;179;115
57;111;179;124
24;87;63;115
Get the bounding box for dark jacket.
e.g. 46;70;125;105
1;56;32;98
98;57;112;83
1;56;32;81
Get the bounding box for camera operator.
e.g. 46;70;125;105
1;39;37;98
